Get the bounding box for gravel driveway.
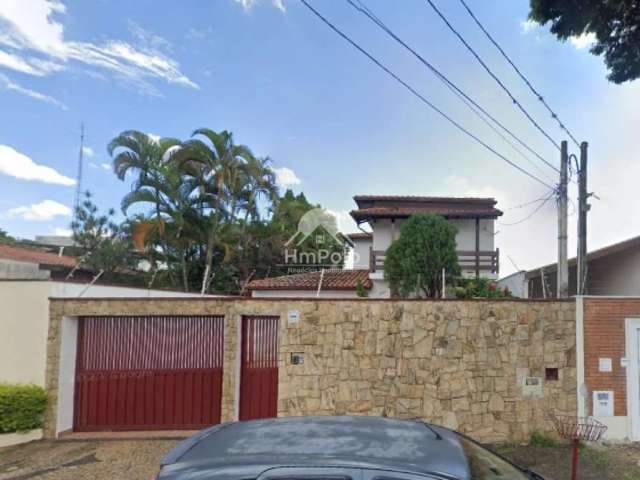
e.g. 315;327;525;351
0;439;179;480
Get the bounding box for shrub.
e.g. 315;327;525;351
529;431;558;448
0;384;47;433
356;278;369;298
453;278;512;299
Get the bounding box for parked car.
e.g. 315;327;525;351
155;416;545;480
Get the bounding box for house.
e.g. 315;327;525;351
496;270;527;298
248;195;502;298
0;243;212;389
525;234;640;298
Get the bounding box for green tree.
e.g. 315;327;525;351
71;191;134;279
384;214;460;298
0;228;15;244
529;0;640;83
172;128;258;293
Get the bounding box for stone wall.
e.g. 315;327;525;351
46;298;576;442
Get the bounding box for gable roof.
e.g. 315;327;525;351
525;234;640;279
0;244;77;269
346;232;372;240
247;269;372;291
350;195;502;223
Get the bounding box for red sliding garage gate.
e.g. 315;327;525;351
239;315;279;420
74;315;224;432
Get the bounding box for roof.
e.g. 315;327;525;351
0;244;77;269
247;269;372;291
525;234;640;279
350;196;502;223
346;232;372;240
162;416;469;479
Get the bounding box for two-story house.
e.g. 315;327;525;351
248;195;502;298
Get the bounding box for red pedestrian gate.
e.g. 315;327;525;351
239;315;279;420
74;315;224;432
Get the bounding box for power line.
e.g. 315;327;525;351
346;0;559;177
299;0;556;192
503;196;552;211
499;191;555;226
424;0;561;151
458;0;580;148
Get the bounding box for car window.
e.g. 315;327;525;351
457;436;530;480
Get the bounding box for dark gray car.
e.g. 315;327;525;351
156;416;544;480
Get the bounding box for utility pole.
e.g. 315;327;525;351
73;122;85;223
557;141;569;297
577;141;589;295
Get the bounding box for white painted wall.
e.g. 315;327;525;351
56;316;78;435
352;238;372;269
497;271;527;298
0;280;206;386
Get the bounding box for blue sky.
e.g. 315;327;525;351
1;0;639;276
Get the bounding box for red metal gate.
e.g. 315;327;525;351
74;315;224;432
239;315;279;420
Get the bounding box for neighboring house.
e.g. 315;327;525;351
497;270;527;298
248;269;371;298
0;243;214;387
248;195;502;298
526;234;640;298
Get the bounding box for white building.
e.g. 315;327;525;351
248;195;502;298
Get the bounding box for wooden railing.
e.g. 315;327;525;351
369;247;499;275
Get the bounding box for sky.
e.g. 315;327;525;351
1;0;639;277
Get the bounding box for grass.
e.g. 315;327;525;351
529;431;558;448
582;446;611;467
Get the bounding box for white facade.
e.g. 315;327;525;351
0;279;203;386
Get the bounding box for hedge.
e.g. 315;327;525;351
0;384;47;433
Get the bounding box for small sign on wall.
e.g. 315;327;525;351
522;377;543;397
288;310;300;325
599;358;612;372
593;391;614;417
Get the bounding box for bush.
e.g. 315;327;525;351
453;278;512;299
529;431;558;448
0;384;47;433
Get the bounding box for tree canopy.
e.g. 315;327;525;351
384;214;460;298
529;0;640;83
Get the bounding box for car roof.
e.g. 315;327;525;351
165;416;469;479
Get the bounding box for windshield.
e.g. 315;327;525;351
457;435;531;480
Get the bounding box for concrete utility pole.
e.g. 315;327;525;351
577;141;589;295
557;141;569;298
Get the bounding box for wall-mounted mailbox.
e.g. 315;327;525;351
593;390;614;417
522;376;543;397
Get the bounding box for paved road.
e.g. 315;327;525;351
0;439;178;480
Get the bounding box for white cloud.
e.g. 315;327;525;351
0;0;197;96
147;133;161;143
326;209;357;235
7;199;72;221
54;227;72;236
520;19;538;33
441;175;505;202
570;32;596;50
81;146;94;157
273;166;301;187
0;73;67;109
235;0;286;12
100;162;111;171
0;144;75;185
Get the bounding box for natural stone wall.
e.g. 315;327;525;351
46;298;576;442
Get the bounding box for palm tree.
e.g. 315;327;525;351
171;128;257;294
121;164;200;291
241;156;279;223
108;131;182;279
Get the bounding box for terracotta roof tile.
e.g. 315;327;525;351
346;232;373;240
350;205;502;222
247;269;371;291
0;244;77;268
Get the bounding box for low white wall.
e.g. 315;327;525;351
0;280;212;387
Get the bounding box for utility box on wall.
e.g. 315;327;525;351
593;391;614;417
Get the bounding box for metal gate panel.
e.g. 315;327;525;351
74;315;224;431
239;315;279;421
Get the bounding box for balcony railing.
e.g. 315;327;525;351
369;247;499;275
